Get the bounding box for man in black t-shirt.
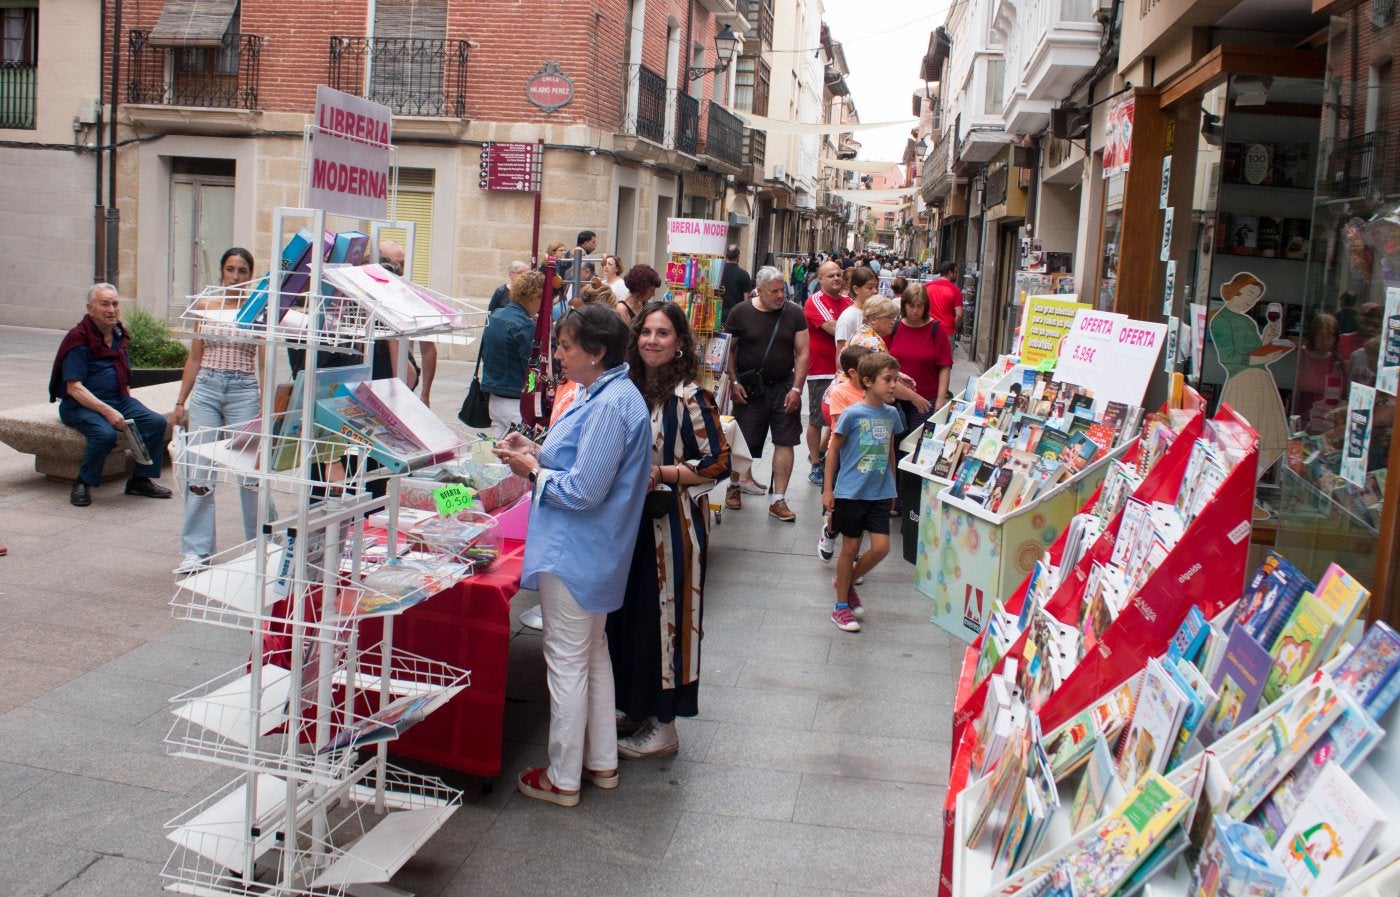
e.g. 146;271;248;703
718;244;755;323
724;266;809;521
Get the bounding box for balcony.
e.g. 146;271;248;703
676;91;699;156
622;63;667;145
0;61;35;129
700;102;745;173
328;37;469;118
740;128;766;185
127;31;263;111
996;0;1100;133
922;137;951;201
1320;131;1392;199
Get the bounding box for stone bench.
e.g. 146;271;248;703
0;381;181;482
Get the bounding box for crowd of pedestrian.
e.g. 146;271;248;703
41;229;966;807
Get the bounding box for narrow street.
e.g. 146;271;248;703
0;323;977;897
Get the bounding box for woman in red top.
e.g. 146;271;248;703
887;283;953;437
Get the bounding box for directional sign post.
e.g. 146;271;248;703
479;142;542;192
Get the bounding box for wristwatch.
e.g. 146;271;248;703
527;466;539;485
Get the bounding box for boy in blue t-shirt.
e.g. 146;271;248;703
821;352;903;632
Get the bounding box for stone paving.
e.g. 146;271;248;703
0;323;979;897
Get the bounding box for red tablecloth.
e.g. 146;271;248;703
357;538;523;777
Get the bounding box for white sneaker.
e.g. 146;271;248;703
616;717;679;760
737;479;768;495
520;604;543;630
817;526;836;562
174;554;208;576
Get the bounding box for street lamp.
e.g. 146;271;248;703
914;137;929;155
687;25;741;82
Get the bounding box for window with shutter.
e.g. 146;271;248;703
374;168;434;285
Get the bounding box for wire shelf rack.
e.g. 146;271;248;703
161;764;460;897
174;425;375;495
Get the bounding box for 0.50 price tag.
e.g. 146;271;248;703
433;484;476;516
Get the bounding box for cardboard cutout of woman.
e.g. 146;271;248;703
1210;272;1293;474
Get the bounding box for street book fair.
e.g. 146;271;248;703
894;294;1400;896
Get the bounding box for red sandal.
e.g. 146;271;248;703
517;766;579;806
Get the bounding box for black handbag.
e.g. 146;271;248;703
458;344;492;429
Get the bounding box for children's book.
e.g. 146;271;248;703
1333;620;1400;718
1069;735;1121;833
1200;625;1274;745
1063;772;1193;897
1111;499;1150;569
1117;657;1190;788
1223;669;1345;819
327;230;370;266
1268;687;1384;820
1272;761;1385;896
1184;752;1235;867
314;394;429;473
1261;591;1334;703
1308;563;1371;672
970;675;1017;780
1167;606;1210;666
1235;552;1316;652
1047;710;1099;780
1191;815;1288;897
1165;655;1217;769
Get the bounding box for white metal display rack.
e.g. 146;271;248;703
162;206;485;897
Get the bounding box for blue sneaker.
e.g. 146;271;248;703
808;460;824;486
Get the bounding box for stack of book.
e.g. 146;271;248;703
311;377;462;474
913;368;1144;515
955;573;1398;897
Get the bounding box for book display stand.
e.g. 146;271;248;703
904;357;1146;644
161;205;487;897
663;253;731;410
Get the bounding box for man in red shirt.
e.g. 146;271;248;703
924;261;964;346
802;260;851;485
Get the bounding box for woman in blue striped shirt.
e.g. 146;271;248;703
494;304;653;806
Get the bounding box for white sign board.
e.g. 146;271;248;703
309;85;392;220
1054;309;1168;406
666;218;728;256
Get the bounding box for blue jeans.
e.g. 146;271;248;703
181;369;267;557
59;395;166;486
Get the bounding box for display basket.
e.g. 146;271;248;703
174;424;374;495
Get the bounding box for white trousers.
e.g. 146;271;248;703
489;394;522;440
538;572;617;791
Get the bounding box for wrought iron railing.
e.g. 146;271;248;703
703;102;745;167
0;61;35;128
328;37;469;117
127;31;263;110
923;138;951;197
676;91;699;155
1321;131;1387;198
623;64;667;145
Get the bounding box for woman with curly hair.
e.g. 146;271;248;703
610;300;731;759
616;264;662;324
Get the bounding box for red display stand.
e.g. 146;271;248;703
935;405;1258;897
358;539;523;777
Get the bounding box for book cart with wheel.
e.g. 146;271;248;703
161;205;487;897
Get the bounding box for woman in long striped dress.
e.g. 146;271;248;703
611;300;731;759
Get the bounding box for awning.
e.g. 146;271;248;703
727;110;918;137
148;0;239;48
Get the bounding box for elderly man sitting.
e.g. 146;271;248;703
49;283;172;506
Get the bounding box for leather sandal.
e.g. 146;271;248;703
517;766;579;806
584;768;619;789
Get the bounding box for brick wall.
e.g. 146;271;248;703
107;0;722;129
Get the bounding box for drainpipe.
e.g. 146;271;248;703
94;0;107;280
104;0;122;284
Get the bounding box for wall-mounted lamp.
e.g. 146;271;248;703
687;25;741;83
914;137;929;155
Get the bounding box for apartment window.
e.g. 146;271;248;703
1;2;37;129
734;55;770;115
984;58;1006;116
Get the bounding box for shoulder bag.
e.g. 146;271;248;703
457;341;492;429
735;306;786;399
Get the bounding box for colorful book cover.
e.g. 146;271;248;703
1069;735;1119;833
1165;656;1217;769
272;362;371;470
1167;606;1210;666
1201;625;1273;745
349;378;459;459
1235;551;1315;652
1191;815;1289;896
985;467;1017;513
1036;426;1069;463
1048;710;1099;780
1309;563;1371;668
1273;761;1385;896
1117;657;1190;788
314;394;429;473
1262;591;1334;703
1064;772;1192;897
1224;669;1345;819
1111;498;1149;569
1059;431;1103;473
1333;620;1400;716
1269;687;1384;820
327;230;370;265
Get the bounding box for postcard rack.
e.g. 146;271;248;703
161;206;482;897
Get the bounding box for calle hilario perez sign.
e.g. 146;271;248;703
309;85;392;219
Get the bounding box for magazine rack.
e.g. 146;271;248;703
663;252;730;410
161;206;484;897
935;404;1258;897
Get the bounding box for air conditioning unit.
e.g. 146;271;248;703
774;163;786;179
1050;106;1090;140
